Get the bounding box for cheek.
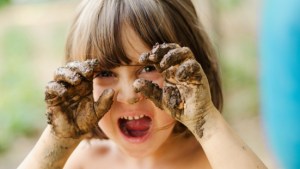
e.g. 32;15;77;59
93;81;103;101
161;111;175;124
154;107;176;129
93;79;116;101
152;75;164;88
98;112;115;138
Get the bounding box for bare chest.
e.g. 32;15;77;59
81;155;211;169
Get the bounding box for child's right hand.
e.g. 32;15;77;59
45;59;114;139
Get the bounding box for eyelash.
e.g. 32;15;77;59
94;65;157;79
140;65;157;73
94;70;115;78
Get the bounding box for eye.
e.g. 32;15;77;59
94;70;115;78
141;65;157;73
138;65;161;81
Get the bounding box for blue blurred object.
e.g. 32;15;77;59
260;0;300;168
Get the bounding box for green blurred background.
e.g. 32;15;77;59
0;0;277;168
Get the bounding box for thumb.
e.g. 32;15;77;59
94;88;115;119
133;78;163;109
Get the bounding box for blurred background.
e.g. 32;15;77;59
0;0;278;168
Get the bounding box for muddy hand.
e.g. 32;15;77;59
134;43;214;131
45;59;114;139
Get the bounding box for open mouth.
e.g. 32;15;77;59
118;115;152;138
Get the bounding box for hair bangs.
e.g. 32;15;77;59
86;0;132;70
65;0;223;139
88;0;179;69
123;0;178;49
67;0;179;69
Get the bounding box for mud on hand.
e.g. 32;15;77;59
45;59;114;139
133;43;214;133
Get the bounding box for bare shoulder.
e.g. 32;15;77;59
64;139;116;169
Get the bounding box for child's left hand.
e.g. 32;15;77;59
134;43;215;135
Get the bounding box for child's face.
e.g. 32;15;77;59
92;26;175;157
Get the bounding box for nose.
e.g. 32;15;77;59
116;79;144;104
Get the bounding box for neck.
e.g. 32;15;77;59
119;134;203;168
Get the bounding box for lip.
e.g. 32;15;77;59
117;111;153;144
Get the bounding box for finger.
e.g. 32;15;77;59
162;85;184;118
139;52;155;64
164;66;178;84
139;43;180;64
133;78;163;109
160;47;194;72
54;67;82;85
75;96;95;134
60;81;92;107
85;59;101;71
45;81;67;105
139;52;164;72
150;43;180;62
45;80;91;107
66;59;100;80
94;88;115;119
72;80;93;97
175;59;202;84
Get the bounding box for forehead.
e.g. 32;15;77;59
121;24;151;65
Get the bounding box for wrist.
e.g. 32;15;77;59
187;105;221;140
19;126;82;169
44;126;82;167
46;125;83;145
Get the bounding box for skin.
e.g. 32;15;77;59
18;25;267;169
91;26;186;159
64;25;210;168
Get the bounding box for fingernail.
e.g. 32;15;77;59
139;53;149;63
103;88;114;97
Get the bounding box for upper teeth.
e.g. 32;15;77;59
121;114;145;120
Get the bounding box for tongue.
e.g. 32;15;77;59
125;117;151;131
121;117;152;137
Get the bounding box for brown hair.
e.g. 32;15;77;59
66;0;223;138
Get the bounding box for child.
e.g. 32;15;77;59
18;0;267;168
